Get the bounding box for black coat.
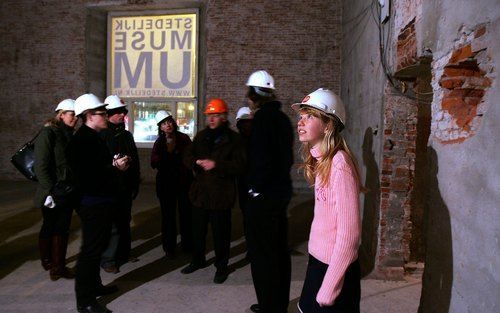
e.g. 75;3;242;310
151;131;193;197
100;122;140;196
247;101;294;198
67;124;119;198
33;121;74;208
185;124;246;210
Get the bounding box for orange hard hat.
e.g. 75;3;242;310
204;98;228;114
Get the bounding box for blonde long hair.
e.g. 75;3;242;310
44;110;66;127
299;107;366;192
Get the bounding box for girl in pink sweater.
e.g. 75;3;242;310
293;88;362;313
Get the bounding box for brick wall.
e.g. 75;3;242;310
396;18;417;71
373;5;424;278
0;0;342;190
378;84;418;278
0;0;87;179
433;24;494;144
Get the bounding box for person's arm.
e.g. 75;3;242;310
66;135;82;190
316;159;361;306
34;127;56;191
128;132;140;198
183;133;199;171
150;139;161;169
247;113;273;192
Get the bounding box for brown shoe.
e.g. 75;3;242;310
50;266;75;281
49;235;75;280
38;237;52;271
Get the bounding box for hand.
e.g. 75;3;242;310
44;195;56;209
196;159;216;171
316;298;334;307
114;156;130;171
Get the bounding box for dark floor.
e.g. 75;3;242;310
0;180;421;313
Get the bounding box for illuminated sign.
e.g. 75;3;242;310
108;13;198;98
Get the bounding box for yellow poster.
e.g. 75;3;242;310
108;13;197;98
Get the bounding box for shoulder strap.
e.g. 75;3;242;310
28;128;45;145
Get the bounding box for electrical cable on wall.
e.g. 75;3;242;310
371;0;433;104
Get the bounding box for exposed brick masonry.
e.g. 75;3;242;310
433;24;494;144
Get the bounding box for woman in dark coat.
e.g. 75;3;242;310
34;98;77;281
151;110;193;259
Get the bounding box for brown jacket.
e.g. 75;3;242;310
184;124;246;210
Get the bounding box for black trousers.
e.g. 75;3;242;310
75;200;113;306
101;196;133;267
115;196;133;263
298;255;360;313
191;206;231;269
237;177;249;237
245;195;291;313
159;186;192;254
39;204;73;238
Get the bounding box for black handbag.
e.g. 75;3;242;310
10;131;41;181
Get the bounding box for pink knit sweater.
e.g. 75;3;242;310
308;147;361;305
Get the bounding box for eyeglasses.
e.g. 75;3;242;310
92;111;108;116
110;109;128;116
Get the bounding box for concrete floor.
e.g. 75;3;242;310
0;180;422;313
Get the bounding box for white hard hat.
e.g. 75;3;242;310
236;107;252;121
292;88;346;125
246;70;275;90
155;110;172;125
55;99;75;112
74;93;106;116
104;95;127;110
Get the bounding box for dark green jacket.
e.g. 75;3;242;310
33;121;74;208
185;124;246;210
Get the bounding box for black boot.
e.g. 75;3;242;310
38;237;52;271
180;262;206;274
213;267;229;284
95;284;119;297
49;235;74;281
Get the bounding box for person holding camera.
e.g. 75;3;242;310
34;98;77;281
67;93;129;313
99;95;140;273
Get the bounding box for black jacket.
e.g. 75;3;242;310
67;124;119;198
185;124;246;210
151;131;193;197
33;121;74;208
247;101;294;198
100;122;140;195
